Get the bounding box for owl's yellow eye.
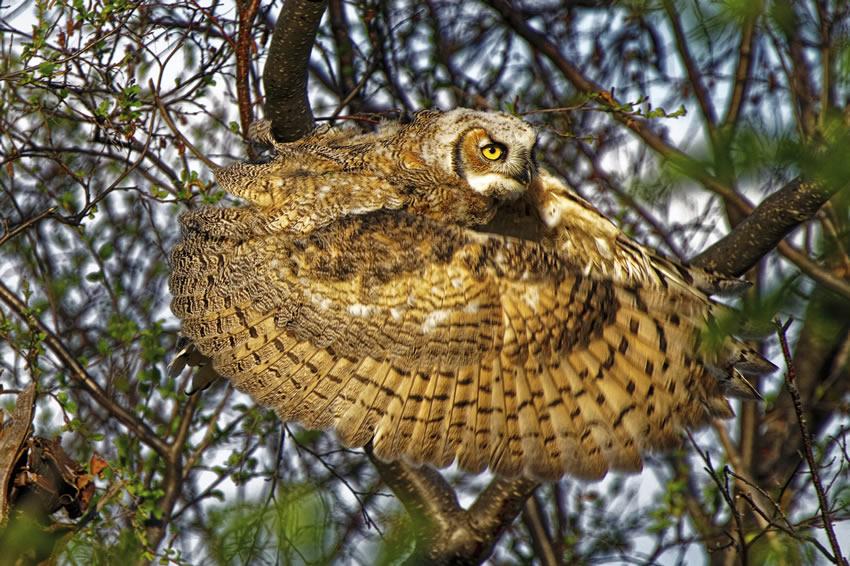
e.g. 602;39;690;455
480;143;506;161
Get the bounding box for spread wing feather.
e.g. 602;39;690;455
170;205;769;480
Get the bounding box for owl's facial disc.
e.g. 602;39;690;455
456;127;537;200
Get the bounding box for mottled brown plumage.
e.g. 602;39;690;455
169;109;774;480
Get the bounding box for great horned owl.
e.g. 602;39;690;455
169;109;774;480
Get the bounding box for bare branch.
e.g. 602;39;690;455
235;0;262;148
0;281;170;459
522;494;559;566
776;240;850;301
263;0;329;141
662;0;717;129
692;177;849;282
0;206;57;248
152;79;218;170
723;10;756;128
775;318;848;566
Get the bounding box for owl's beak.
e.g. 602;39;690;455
512;168;532;187
511;161;537;188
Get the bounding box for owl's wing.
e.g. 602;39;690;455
484;171;752;299
170;206;773;480
484;171;770;398
488;170;751;296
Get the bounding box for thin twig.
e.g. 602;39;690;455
328;59;378;121
686;430;749;564
0;206;57;247
0;280;170;459
522;494;559;566
775;317;848;566
151;79;218;170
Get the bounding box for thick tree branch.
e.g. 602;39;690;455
692;177;848;283
263;0;328;142
365;450;460;531
465;476;539;549
366;447;539;565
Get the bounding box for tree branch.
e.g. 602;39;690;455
366;447;539;565
775;319;848;566
263;0;328;142
486;0;753;214
662;0;717;129
327;0;366;116
692;176;848;281
143;392;202;556
776;240;850;301
723;9;756;128
235;0;262;147
521;494;559;566
0;281;170;459
364;449;459;527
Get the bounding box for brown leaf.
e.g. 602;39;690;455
89;455;108;477
78;475;95;507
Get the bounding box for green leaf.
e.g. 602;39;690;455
95;100;111;119
98;243;113;260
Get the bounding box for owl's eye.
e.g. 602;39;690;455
480;143;507;161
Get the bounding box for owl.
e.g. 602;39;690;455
169;109;774;480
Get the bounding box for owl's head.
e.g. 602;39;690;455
413;109;538;201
